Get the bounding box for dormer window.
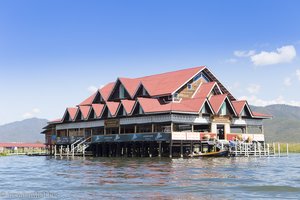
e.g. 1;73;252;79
142;88;147;96
119;84;125;99
187;84;192;90
220;102;227;115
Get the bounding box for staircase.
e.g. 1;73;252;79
55;137;92;157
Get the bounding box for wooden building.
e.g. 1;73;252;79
42;66;271;157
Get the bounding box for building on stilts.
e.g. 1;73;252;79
42;66;272;157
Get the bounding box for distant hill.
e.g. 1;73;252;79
0;118;48;143
251;104;300;143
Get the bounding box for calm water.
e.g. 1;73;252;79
0;155;300;200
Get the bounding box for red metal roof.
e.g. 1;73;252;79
252;112;272;118
79;92;97;106
79;106;91;119
193;82;216;99
121;100;136;114
106;102;120;116
119;78;141;98
101;82;116;101
91;104;105;118
209;94;228;113
231;100;247;115
137;97;208;114
67;107;78;121
139;66;205;97
0;143;45;148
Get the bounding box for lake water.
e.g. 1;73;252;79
0;155;299;199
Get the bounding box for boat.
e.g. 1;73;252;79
189;150;229;158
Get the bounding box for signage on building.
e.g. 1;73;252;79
211;115;231;123
104;119;120;128
92;133;171;143
172;132;201;141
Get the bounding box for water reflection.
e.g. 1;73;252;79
0;155;300;199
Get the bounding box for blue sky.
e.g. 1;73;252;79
0;0;300;125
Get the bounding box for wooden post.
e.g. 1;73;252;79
180;140;183;158
191;124;194;132
169;141;173;158
158;142;162;157
134;125;137;133
254;143;256;156
54;145;57;157
119;126;121;134
287;143;289;157
278;143;281;157
152;124;155;133
264;143;266;156
273;142;276;156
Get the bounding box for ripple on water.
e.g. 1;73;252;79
0;155;300;199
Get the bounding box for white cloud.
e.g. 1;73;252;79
239;95;300;107
250;45;296;66
284;77;292;86
296;69;300;81
234;50;256;57
22;108;41;119
247;84;261;94
87;85;98;94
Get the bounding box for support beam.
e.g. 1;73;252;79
169;141;173;158
158;142;162;157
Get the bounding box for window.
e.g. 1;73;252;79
173;93;179;98
187;84;192;90
123;109;127;116
142;88;147;96
139;106;144;114
119;84;125;99
220;102;227;115
201;105;207;114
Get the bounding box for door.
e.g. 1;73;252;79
217;125;225;140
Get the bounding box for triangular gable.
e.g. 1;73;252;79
108;79;131;100
106;102;120;117
121;100;136;115
134;83;150;98
90;104;105;119
62;107;78;122
199;100;214;115
232;101;253;117
116;104;126;117
132;100;145;115
209;95;237;116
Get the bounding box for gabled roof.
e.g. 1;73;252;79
139;66;205;97
121;100;136;114
91;104;105;118
78;106;91;119
106;102;120;116
209;94;228;113
193;82;218;99
231;100;253;117
119;78;141;98
63;107;78;121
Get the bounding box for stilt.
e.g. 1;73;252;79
278;143;281;157
180;140;183;158
287;143;289;157
169;141;173;158
273;142;276;156
158;142;162;157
